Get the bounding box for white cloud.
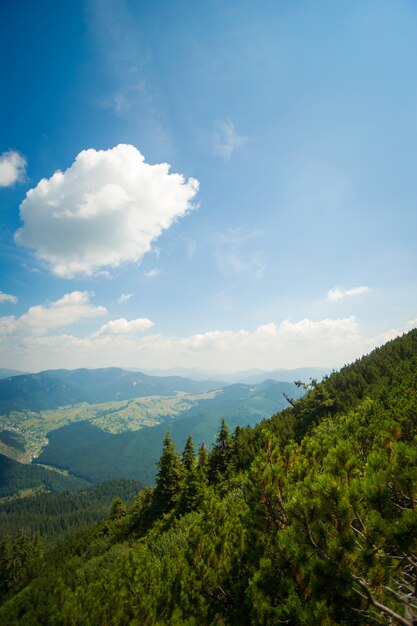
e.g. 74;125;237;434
215;228;265;278
185;238;196;258
95;317;154;336
117;293;133;304
144;268;159;278
1;292;415;372
0;291;106;337
327;286;370;301
0;291;17;304
0;150;26;187
89;2;173;153
2;291;415;373
15;144;199;278
212;119;249;159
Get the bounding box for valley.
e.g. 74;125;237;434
1;390;218;461
0;368;302;490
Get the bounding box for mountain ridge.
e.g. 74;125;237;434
0;367;227;413
1;329;416;624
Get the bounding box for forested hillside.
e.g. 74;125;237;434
0;367;225;413
0;330;416;625
0;479;142;544
0;454;89;498
34;379;299;485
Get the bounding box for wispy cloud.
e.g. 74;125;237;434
214;228;265;279
327;286;370;301
0;291;17;304
88;0;172;152
117;293;133;304
185;238;197;258
212;118;249;159
0;150;26;187
144;268;160;279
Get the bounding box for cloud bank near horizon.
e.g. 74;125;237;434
1;292;415;373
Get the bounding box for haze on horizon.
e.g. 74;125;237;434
0;1;416;373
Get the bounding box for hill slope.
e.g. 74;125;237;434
1;330;416;625
35;380;301;484
0;367;226;412
0;369;26;381
0;454;89;497
0;479;142;544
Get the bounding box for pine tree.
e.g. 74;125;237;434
209;419;232;483
153;433;182;515
197;442;209;482
109;497;126;520
182;435;196;472
178;436;201;514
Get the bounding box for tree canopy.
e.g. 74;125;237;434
1;329;416;625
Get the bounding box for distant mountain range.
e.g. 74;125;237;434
35;379;303;485
0;367;226;413
0;368;27;381
0;367;303;493
0;453;89;497
0;365;329;400
143;366;330;384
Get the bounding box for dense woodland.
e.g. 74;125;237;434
0;455;89;497
0;479;142;545
0;329;416;625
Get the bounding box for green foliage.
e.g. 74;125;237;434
30;379;301;486
153;433;183;516
209;418;233;483
1;330;416;624
0;454;89;498
0;479;141;545
0;367;224;413
0;531;43;603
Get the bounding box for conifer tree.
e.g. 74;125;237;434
0;531;43;602
153;433;182;515
182;435;196;472
209;419;232;482
197;442;209;482
109;497;126;520
178;436;201;514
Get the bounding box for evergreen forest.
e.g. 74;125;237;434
0;329;416;625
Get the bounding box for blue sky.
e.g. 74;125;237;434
0;0;416;373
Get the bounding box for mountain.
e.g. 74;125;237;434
0;367;226;413
34;379;302;484
0;479;142;544
235;366;329;384
144;366;329;383
0;368;27;381
0;454;89;497
1;330;416;624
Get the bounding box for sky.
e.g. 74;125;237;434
0;0;416;374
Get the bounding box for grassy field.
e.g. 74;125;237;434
0;390;219;461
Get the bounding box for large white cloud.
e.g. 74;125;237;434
15;144;199;277
0;150;26;187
